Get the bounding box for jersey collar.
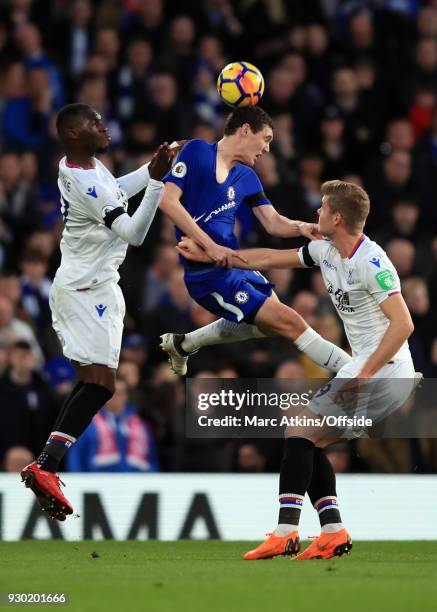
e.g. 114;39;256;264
347;234;366;259
65;160;95;170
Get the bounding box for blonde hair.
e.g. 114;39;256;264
321;180;370;233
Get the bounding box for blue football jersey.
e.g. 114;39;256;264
164;139;270;255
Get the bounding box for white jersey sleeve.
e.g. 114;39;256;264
117;163;151;199
297;240;330;267
110;178;164;246
68;167;163;246
362;252;402;305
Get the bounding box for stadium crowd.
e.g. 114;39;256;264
0;0;436;476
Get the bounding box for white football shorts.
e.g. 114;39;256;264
49;281;125;369
308;357;416;438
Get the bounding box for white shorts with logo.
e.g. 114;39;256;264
49;281;125;369
308;357;416;438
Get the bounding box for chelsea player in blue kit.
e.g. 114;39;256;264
159;107;351;375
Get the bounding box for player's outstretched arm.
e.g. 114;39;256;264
357;294;414;378
253;205;323;240
109;143;176;246
177;238;305;270
160;182;246;267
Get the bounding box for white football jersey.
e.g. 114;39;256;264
298;235;412;360
55;157;129;289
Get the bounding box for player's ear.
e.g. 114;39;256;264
240;123;250;137
63;126;80;140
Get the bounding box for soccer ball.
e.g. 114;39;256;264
217;62;264;108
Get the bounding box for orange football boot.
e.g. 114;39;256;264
294;529;352;560
243;531;300;560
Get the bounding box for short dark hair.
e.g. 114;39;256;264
224;106;274;136
56;103;93;136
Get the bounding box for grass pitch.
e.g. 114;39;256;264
1;541;437;612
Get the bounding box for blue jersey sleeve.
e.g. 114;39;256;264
242;169;271;208
163;139;203;193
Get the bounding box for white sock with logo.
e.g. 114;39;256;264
181;319;267;353
294;327;351;373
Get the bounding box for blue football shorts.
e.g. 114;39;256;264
184;267;274;324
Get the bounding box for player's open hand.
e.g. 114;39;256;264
297;222;324;241
149;143;177;180
176;238;211;262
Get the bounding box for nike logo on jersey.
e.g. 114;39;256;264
323;348;334;367
193;213;205;223
95;304;107;317
86;186;98;198
369;257;380;268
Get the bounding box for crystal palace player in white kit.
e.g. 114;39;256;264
178;180;419;560
20;103;179;519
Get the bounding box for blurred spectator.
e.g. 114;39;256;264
0;152;39;261
2;65;52;151
19;249;52;346
0;295;44;366
125;0;166;54
385;238;415;278
44;356;76;399
120;333;148;372
315;313;344;350
290;290;318;328
274;359;304;380
159;15;196;87
67;376;159;472
402;276;437;373
2;445;33;473
116;38;154;122
95;27;120;73
365;150;417;227
326;443;352;473
408;84;436;140
61;0;94;81
147;72;191;142
382;117;415;154
118;360;140;390
236;443;267;472
356;439;413;473
0;340;58;462
142;244;179;312
266;268;294;302
14;22;63;108
319;106;349;178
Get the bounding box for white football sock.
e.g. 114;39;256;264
294;327;351;373
321;523;344;533
181;319;267;353
275;524;299;536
